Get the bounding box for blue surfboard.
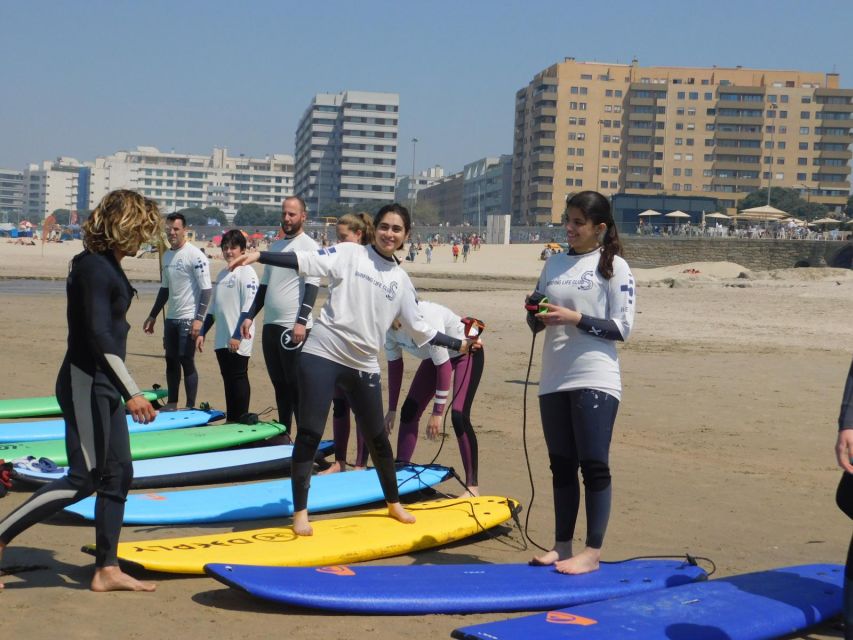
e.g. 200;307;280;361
12;441;334;490
0;408;224;443
452;564;843;640
64;464;450;524
204;559;708;614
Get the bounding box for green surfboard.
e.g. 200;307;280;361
0;421;286;467
0;388;169;420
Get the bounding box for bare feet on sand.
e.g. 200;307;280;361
460;486;480;498
387;502;416;524
554;547;601;575
90;566;156;592
530;541;573;566
292;510;313;536
318;460;346;475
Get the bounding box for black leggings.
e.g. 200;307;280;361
215;349;250;422
539;389;619;549
164;318;198;407
0;364;132;567
262;324;306;433
836;472;853;638
293;352;399;512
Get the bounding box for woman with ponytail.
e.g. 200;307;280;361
527;190;636;575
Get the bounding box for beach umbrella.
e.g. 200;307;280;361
638;209;660;217
811;217;841;225
705;212;730;220
737;205;788;221
664;210;691;219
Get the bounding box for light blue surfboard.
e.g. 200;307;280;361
0;408;224;443
12;442;335;490
452;564;843;640
65;464;450;524
204;559;708;614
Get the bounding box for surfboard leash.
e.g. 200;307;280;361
601;554;717;577
521;330;549;553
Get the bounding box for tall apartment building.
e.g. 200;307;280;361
89;147;294;216
0;169;25;219
513;58;853;224
462;155;513;224
294;91;399;213
23;158;86;220
395;165;445;205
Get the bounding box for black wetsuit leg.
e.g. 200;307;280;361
164;318;198;407
539;389;619;549
837;472;853;638
215;348;251;422
0;364;132;568
262;324;305;433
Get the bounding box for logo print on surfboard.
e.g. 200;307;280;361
546;611;597;626
317;566;356;576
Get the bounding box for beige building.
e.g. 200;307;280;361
513;58;853;224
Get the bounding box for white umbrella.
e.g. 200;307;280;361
705;212;730;220
664;210;691;219
811;217;841;225
738;205;788;220
638;209;660;217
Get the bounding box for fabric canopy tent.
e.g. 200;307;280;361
737;205;788;220
810;217;841;225
705;212;730;220
664;210;691;219
638;209;660;217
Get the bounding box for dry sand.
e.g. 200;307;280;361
1;239;852;639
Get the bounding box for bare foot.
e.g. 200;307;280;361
292;510;313;536
530;540;573;566
554;547;601;575
387;502;416;524
354;465;366;471
90;566;156;592
318;460;346;476
460;486;480;498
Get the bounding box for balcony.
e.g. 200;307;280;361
530;151;555;163
628;112;655;122
710;176;760;189
715;115;764;127
715;129;762;141
532;106;558;118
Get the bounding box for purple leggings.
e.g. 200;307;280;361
396;350;484;486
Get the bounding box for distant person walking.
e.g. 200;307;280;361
528;190;635;575
144;212;212;408
462;238;471;262
425;243;433;263
452;241;460;262
0;189;160;592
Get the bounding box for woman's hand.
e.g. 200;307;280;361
228;338;241;353
836;430;853;473
426;414;442;440
537;302;581;327
126;395;157;424
229;252;260;271
460;337;483;354
195;335;205;353
384;410;396;435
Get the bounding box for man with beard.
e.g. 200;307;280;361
241;196;319;441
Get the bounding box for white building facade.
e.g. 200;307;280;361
294;91;399;213
89;147;294;216
462;155;513;225
23;158;84;220
395;165;445;205
0;169;25;220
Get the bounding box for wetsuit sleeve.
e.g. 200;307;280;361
432;360;452;416
258;251;299;270
79;261;142;400
200;314;214;337
148;286;169;319
576;316;625;341
429;331;463;353
840;358;853;431
295;283;319;327
387;358;404;412
195;287;212;321
247;284;267;320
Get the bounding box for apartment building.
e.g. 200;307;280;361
294;91;399;213
23;158;85;220
89;147;294;216
395;165;445;205
462;155;513;224
417;171;464;224
0;169;24;219
513;58;853;224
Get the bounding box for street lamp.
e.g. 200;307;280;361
766;103;778;206
410;137;418;222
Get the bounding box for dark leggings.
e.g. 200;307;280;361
293;352;399;512
214;349;251;422
332;388;369;467
262;324;305;433
0;365;132;567
836;472;853;638
164;318;198;407
539;389;619;549
396;350;484;486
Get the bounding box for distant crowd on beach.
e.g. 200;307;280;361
637;221;850;241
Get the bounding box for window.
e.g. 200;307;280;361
604;105;612;112
578;118;587;125
577;132;586;140
686;138;695;146
778;141;786;149
601;167;609;174
684;168;693;177
568;117;577;125
799;142;808;150
673;184;681;191
687;108;696;116
797;157;807;165
796;172;807;181
602;135;611;142
676;122;684;130
801;96;811;103
570;86;579;94
685;153;693;160
764;141;774;149
673;153;682;160
689;92;699;100
800;126;809;134
602;150;610;158
800;111;810;119
704;92;713;100
611;151;619;159
780;110;787;118
676;107;685;116
579;102;588;110
615;90;622;97
580;87;588;95
687;123;695;130
768;94;777;102
780;95;789;103
776;158;784;164
568;132;577;140
684;184;692;191
581;74;592;80
673;168;682;176
606;89;613;97
570;101;578;110
675;137;684;145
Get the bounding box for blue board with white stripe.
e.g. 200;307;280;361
65;464;450;524
0;408;223;443
451;564;843;640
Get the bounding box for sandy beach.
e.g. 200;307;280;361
1;238;852;639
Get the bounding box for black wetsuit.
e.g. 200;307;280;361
0;250;141;567
835;357;853;639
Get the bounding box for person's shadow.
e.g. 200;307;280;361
1;545;90;590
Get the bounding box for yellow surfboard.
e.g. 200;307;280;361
84;496;519;575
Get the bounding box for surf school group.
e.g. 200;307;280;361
0;188;850;639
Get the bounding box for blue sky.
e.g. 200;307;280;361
2;0;852;173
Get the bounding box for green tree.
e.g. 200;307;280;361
176;207;207;226
201;206;226;225
739;187;828;220
51;209;72;225
234;203;279;226
847;194;853;216
411;200;440;226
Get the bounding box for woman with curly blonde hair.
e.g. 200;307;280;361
0;189;161;592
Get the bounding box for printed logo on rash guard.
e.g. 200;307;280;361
546;270;594;291
193;258;207;274
354;270;399;302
